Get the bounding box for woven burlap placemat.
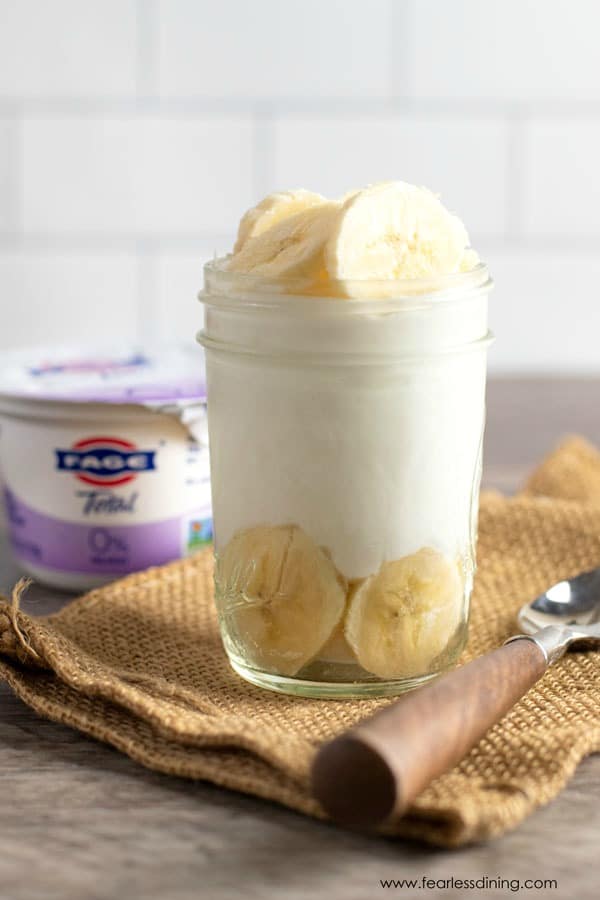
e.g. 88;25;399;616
2;436;600;847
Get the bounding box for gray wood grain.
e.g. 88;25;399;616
1;378;600;900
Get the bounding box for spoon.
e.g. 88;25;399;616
311;566;600;828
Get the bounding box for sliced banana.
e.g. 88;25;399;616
227;201;341;287
234;190;325;253
216;524;346;676
345;547;463;679
325;181;478;296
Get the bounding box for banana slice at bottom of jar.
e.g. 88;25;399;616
215;524;347;677
344;547;464;680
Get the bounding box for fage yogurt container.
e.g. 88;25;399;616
0;344;212;590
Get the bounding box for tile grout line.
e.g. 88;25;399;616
14;112;23;240
5;97;600;119
136;0;158;100
0;110;23;242
251;108;274;198
505;112;527;240
389;0;414;101
135;244;160;342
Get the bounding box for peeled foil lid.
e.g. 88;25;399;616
0;343;207;409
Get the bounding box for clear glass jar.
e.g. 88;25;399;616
199;262;493;698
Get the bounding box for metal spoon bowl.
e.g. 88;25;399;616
517;566;600;655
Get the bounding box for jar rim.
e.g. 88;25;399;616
201;257;492;313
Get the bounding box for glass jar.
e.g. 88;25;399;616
199;262;493;698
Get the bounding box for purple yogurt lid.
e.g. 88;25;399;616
0;343;207;406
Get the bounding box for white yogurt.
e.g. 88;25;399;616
0;344;211;590
201;264;492;580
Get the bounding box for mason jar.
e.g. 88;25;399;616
199;262;493;698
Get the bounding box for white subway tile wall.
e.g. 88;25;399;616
157;0;393;99
22;117;255;234
271;116;509;237
480;245;600;373
155;250;210;344
522;119;600;237
411;0;600;102
0;0;599;372
0;0;138;99
0;251;138;346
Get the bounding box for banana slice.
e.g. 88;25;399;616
345;547;463;679
216;524;346;676
325;182;478;296
227;201;341;287
234;190;325;253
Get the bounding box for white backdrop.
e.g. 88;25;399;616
1;0;599;372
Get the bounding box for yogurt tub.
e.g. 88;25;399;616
0;344;212;590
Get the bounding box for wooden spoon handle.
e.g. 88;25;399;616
311;638;547;828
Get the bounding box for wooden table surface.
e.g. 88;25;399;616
2;378;600;900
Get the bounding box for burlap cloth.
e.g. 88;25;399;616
2;437;600;848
